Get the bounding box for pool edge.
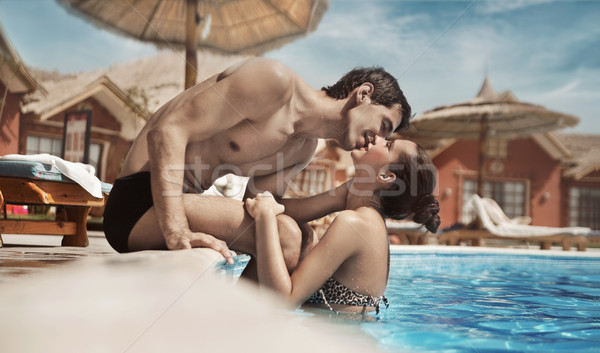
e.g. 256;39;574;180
390;245;600;258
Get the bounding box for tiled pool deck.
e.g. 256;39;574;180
0;232;116;282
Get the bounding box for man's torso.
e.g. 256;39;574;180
120;59;318;192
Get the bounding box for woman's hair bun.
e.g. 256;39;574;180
412;194;441;233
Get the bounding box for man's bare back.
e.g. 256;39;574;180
104;57;411;264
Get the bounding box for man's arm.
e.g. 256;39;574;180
147;103;240;261
242;137;348;223
242;138;346;223
243;136;318;200
146;125;189;248
245;161;351;223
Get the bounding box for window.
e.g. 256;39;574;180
461;179;526;224
487;138;508;158
569;187;599;230
26;136;62;156
290;166;328;195
26;136;102;177
88;143;102;176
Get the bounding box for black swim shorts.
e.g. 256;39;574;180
103;171;153;253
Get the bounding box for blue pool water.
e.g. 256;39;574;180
366;251;600;352
220;251;600;352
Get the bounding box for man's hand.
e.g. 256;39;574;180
245;192;285;219
165;229;234;265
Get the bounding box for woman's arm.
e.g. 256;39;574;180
245;193;291;293
246;193;364;306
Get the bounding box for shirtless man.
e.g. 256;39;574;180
103;57;411;266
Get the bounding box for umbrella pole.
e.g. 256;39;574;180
185;0;198;89
477;113;489;197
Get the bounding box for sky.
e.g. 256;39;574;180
0;0;598;134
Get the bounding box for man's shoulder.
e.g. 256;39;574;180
229;58;297;113
233;58;295;85
242;57;291;72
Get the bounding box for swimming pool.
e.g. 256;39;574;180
220;248;600;352
367;248;600;352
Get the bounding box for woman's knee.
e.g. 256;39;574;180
276;214;302;271
298;222;317;261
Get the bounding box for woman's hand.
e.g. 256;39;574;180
245;192;285;219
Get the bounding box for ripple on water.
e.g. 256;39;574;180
374;253;600;352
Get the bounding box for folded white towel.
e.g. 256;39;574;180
0;154;102;198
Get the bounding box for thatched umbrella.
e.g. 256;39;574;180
58;0;328;89
411;76;579;196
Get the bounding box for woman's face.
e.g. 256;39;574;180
351;135;417;174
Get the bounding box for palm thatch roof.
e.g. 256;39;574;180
57;0;329;55
0;23;44;94
23;50;245;117
21;50;245;140
412;76;580;138
556;133;600;179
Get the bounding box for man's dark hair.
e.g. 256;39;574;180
322;67;411;132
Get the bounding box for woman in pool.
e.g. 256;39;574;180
245;135;440;314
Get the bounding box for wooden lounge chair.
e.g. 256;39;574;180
438;195;590;251
0;159;110;247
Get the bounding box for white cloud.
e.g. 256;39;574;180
312;4;430;56
541;79;581;97
529;74;600;101
521;69;600;133
475;0;557;14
